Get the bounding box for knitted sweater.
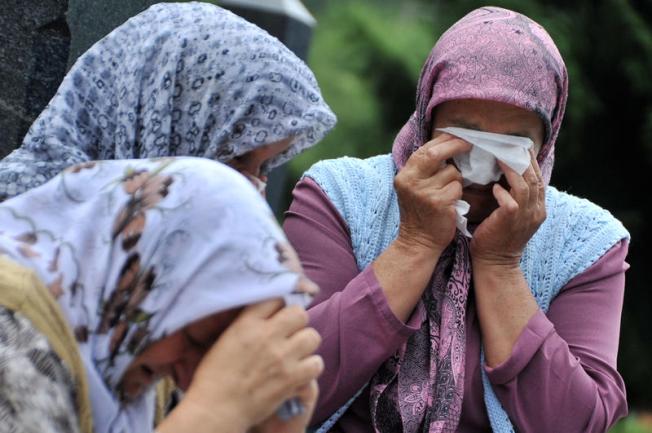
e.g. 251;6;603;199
304;154;630;433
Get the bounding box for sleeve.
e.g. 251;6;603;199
0;307;81;433
485;241;629;433
283;177;425;424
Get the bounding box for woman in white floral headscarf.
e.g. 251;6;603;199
0;156;322;433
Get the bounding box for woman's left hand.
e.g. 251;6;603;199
471;149;546;267
251;380;319;433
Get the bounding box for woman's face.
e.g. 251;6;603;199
226;138;293;192
432;99;545;223
118;308;241;399
119;241;318;400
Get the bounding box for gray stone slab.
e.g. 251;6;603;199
0;0;70;157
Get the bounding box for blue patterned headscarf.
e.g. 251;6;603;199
0;2;336;199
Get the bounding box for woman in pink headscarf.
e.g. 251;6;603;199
284;6;629;433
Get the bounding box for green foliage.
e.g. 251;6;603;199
288;2;434;180
294;0;652;409
610;415;652;433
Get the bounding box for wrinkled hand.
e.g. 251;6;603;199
251;379;319;433
471;149;546;267
180;299;324;432
394;134;470;253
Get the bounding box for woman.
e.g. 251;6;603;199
0;1;335;199
0;4;336;431
0;156;323;433
284;7;629;433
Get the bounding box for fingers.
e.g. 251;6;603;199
268;305;309;338
294;275;319;297
241;298;285;319
498;161;530;206
285;327;321;359
290;355;324;388
431;164;463;189
407;135;471;177
295;379;319;407
492;183;519;214
395;161;463;202
529;148;545;208
523;165;539;209
498;150;545;214
436;178;464;205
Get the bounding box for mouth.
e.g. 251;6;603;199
464;183;495;193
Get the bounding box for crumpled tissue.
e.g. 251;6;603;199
436;127;534;237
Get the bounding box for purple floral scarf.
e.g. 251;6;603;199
371;7;568;433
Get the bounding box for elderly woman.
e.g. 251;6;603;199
284;6;629;433
0;3;337;433
0;157;322;433
0;1;335;199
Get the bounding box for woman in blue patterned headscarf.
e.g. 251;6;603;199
0;3;335;433
0;1;336;199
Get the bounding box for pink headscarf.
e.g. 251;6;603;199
392;6;568;183
372;7;568;433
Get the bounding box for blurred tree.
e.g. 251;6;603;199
293;0;652;411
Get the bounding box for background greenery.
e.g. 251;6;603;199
286;0;652;429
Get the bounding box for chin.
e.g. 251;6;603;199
467;211;492;224
463;191;498;223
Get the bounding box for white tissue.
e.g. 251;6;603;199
436;127;534;237
438;127;533;186
455;199;472;237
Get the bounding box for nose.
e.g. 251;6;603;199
173;350;206;391
172;361;193;391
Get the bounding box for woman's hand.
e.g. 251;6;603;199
250;379;319;433
371;135;470;322
394;134;470;255
471;149;546;268
158;299;323;433
470;149;543;366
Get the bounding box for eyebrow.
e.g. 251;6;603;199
446;118;536;141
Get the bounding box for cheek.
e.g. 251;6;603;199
174;348;207;391
140;339;187;374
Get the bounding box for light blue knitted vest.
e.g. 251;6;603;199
305;154;629;433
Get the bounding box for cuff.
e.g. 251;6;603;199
484;309;555;385
363;266;425;337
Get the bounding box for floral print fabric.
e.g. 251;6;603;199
0;157;308;433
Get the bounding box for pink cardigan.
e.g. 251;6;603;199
284;177;629;433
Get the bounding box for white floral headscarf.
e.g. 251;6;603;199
0;157;309;433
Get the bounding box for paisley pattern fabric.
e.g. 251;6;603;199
0;2;336;200
0;157;310;433
370;240;471;433
371;7;569;433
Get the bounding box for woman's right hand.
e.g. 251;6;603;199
158;299;323;433
250;379;320;433
393;134;470;254
371;135;470;322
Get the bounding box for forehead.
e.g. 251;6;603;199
433;99;545;150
